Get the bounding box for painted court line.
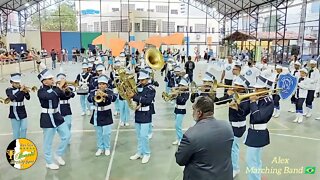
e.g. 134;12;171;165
270;133;320;141
0;128;291;136
105;122;121;180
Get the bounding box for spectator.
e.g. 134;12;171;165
175;96;233;180
184;56;195;82
51;49;57;70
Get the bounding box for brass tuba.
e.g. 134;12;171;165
114;68;138;110
145;48;165;70
0;97;11;104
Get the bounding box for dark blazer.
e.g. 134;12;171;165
175;118;233;180
6;87;30;119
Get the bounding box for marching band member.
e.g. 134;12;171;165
119;68;131;127
190;71;215;103
172;75;190;145
226;77;251;178
220;56;234;92
242;60;260;87
304;60;320;117
131;53;137;70
128;69;156;164
289;61;301;113
56;73;75;144
110;60;121;117
37;69;71;170
88;74;117;156
89;63;107;93
272;65;284;118
6;73;30;139
245;80;274;180
75;62;92;116
164;63;177;94
293;68;312;123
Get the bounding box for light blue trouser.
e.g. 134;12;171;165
175;114;184;142
165;82;170;94
232;136;240;171
80;95;89;113
119;100;130;123
11;118;27;139
135;123;151;156
95;124;112;150
63;115;72;143
43;122;70;164
148;118;153;136
246;146;262;180
114;98;120;113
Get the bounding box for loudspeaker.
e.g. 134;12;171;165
291;45;300;56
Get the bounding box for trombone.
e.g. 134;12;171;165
233;88;282;104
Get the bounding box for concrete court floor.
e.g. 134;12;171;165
0;60;320;180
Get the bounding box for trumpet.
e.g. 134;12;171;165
145;48;165;70
94;90;107;103
0;97;10;104
234;88;282;104
20;85;38;93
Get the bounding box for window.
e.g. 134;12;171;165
211;27;215;33
136;8;144;11
94;22;100;32
177;25;184;32
121;19;129;32
162;21;175;32
190;26;193;32
147;9;154;12
156;5;168;13
135;23;140;32
112;8;119;12
111;20;121;32
171;9;178;14
101;21;108;32
142;20;156;32
195;24;206;33
88;25;93;32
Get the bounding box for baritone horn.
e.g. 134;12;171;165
145;48;165;70
234;88;282;104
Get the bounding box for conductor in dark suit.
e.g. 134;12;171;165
175;96;234;180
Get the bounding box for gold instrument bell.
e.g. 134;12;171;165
0;97;11;104
94;90;106;103
145;48;165;70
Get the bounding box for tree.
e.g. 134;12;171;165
31;3;77;31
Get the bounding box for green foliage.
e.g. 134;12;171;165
31;3;77;31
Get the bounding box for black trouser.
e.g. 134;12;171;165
296;98;305;113
306;90;315;108
181;56;185;63
290;94;296;104
188;73;193;82
272;94;280;109
224;79;233;94
161;63;167;75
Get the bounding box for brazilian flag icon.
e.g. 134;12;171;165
304;167;316;174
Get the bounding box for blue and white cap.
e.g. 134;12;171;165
174;66;182;72
82;62;89;69
10;73;21;83
275;65;283;69
179;74;189;86
97;74;110;84
38;69;54;81
299;68;308;74
310;59;317;64
88;57;95;62
294;61;301;66
256;74;274;89
96;63;105;71
234;75;250;88
202;72;215;82
114;59;121;66
88;62;94;68
138;69;150;80
56;73;66;81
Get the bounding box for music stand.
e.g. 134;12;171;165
30;56;38;73
0;60;7;82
